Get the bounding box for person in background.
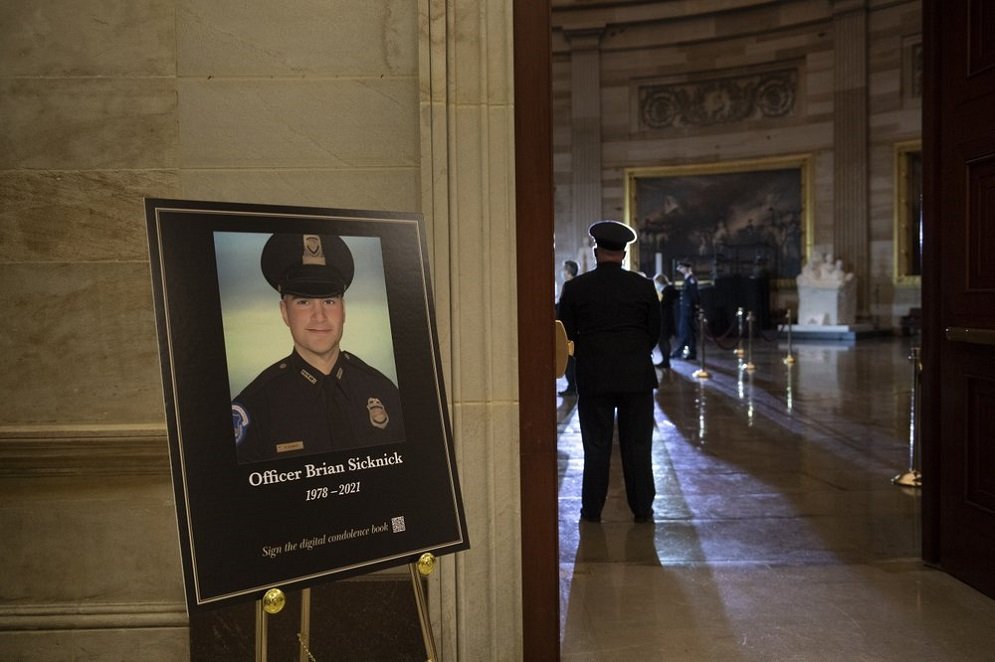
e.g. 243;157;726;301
558;259;580;396
653;273;678;369
671;260;700;361
557;221;660;524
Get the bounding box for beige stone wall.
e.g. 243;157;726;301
0;0;520;659
552;0;921;328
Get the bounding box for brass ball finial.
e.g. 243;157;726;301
262;588;286;614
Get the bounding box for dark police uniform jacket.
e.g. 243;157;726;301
557;262;661;395
232;350;405;463
679;274;700;318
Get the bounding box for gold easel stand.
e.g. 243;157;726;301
411;553;439;662
255;588;288;662
255;553;439;662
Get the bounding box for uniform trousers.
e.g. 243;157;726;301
577;390;656;519
674;311;697;358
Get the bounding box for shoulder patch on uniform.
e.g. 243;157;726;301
232;404;250;444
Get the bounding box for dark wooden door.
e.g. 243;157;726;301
923;0;995;597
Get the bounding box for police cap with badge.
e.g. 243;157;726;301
589;220;636;251
261;232;355;298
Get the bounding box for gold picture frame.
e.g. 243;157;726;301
894;140;922;285
624;154;813;286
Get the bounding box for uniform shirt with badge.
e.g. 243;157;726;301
232;349;405;463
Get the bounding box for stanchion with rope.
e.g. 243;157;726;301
783;308;796;365
893;346;922;488
743;310;757;372
692;309;711;379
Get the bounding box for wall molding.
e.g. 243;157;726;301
0;424;169;477
0;601;187;631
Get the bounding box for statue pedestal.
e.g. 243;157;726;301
787;322;878;342
797;279;857;326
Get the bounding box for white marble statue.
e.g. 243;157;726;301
796;253;856;325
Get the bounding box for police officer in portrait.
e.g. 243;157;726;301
557;220;661;523
232;232;405;464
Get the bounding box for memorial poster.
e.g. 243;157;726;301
145;198;469;611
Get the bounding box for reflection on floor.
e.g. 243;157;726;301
557;336;995;661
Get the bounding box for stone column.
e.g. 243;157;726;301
566;28;605;271
832;0;870;317
421;0;522;658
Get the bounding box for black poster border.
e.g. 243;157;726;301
145;198;468;611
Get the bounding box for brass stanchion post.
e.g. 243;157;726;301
783;308;796;365
893;346;923;487
744;311;756;372
735;307;745;358
692;309;711;379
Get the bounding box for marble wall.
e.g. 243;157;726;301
0;0;521;659
552;0;921;328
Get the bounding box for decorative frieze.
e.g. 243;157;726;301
638;68;797;131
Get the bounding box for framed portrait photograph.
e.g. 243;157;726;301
624;155;812;284
146;198;468;611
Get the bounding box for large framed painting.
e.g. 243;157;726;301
624;155;812;283
145;198;469;612
894;140;922;284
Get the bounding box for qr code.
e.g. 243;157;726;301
391;516;406;533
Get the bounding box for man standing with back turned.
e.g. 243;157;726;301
557;221;661;523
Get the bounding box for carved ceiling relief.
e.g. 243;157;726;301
638;69;797;131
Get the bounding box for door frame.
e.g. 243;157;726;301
514;0;560;659
919;0;940;566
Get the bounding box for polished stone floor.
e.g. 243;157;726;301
557;336;995;661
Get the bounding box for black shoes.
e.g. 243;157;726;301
558;389;577;396
581;512;653;523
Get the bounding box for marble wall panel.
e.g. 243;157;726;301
177;78;418;169
445;105;517;403
0;0;176;77
0;170;179;263
449;400;521;658
868;143;895;243
0;263;163;426
811;151;835;251
177;0;416;77
0;78;178;170
1;475;183;604
483;104;517;401
177;168;420;212
451;0;484;106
